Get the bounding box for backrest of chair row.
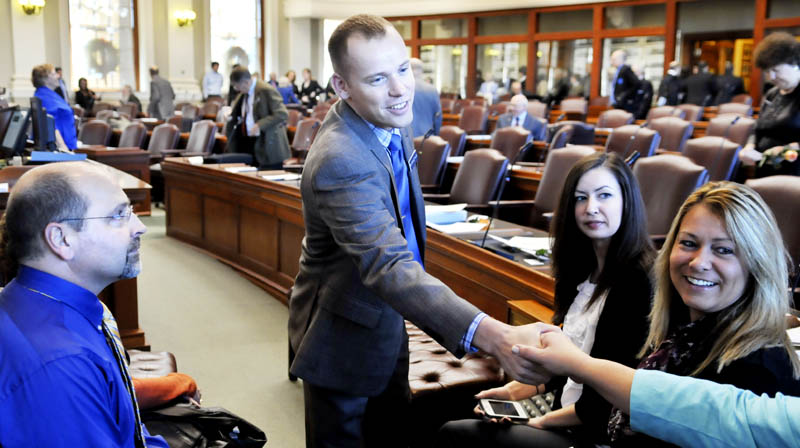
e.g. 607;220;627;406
185;120;217;154
677;104;703;122
527;101;548;120
118;103;139;118
490;126;532;161
78;120;112;146
745;175;800;265
118;122;147;148
682;136;740;181
147;123;180;154
292;118;322;152
605;125;661;158
705;114;756;147
458;105;488;135
439;125;466;157
596;109;634;128
717;102;753;117
449;149;508;205
416;136;451;186
648;116;693;152
287;109;302;128
548;121;595;146
535;145;596;214
647;105;685;121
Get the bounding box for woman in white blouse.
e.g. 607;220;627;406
438;152;655;448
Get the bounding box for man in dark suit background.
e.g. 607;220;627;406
288;14;542;448
225;67;290;170
657;61;684;106
632;65;654;120
609;49;640;114
714;61;745;105
684;61;718;107
495;94;547;141
409;57;442;138
147;66;175;120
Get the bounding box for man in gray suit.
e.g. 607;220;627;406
409;58;442;138
147;66;175;120
288;14;542;448
495;94;547;141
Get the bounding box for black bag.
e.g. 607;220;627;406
142;402;267;448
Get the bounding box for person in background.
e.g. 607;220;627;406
119;85;142;115
298;68;324;108
31;63;77;150
657;61;684;106
202;61;223;101
514;325;800;448
714;61;745;105
544;68;570;107
438;152;654;448
277;76;300;105
495;94;546;141
738;32;800;177
609;49;640;114
227;64;241;106
75;77;99;113
147;66;175;120
410;57;442;138
53;67;70;104
632;65;653;120
268;72;279;89
286;69;299;97
0;162;167;447
478;73;499;104
684;61;718;107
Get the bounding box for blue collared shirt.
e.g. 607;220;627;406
0;266;167;448
34;86;78;150
631;369;800;447
365;120;486;353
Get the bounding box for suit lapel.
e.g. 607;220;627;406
402;128;427;258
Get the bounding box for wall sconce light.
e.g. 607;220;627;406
174;9;196;27
19;0;46;15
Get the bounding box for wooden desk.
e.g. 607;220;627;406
162;158;556;320
75;147;152;215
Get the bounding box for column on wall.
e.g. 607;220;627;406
8;4;48;101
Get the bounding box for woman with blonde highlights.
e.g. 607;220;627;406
608;181;800;447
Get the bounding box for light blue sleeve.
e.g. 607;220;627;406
630;369;800;448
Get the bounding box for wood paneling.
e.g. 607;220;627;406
168;187;203;239
240;208;279;270
203;196;238;254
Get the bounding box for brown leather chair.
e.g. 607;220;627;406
181;104;200;120
312;103;331;115
528;145;596;229
424;149;508;206
118;122;147;148
633;154;708;237
682;136;741;181
548;125;574;151
199;102;220;118
589;96;611;108
205;96;226;106
490;127;532;161
440;98;454;113
605;124;661;158
78;120;112;146
527;100;548;120
439;125;467;157
167;115;189;132
706;114;756;147
458;105;489;135
717;102;753;117
468;97;486;107
646;105;685;121
291;118;322;158
94;110;115;122
311;110;329;122
548;121;595;145
648;116;694;152
677;104;703;122
488;102;511;117
147;123;180;157
0;106;15;143
559;97;588;121
174;102;192;113
118;103;139;118
91;102;114;116
452;99;470;115
440;92;459;100
731;94;753;105
596;109;634;128
415;135;451;192
745;175;800;268
161;119;216;157
287;109;302;128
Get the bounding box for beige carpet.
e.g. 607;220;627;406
138;208;305;447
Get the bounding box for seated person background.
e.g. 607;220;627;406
495;94;546;141
120;84;142;114
75;77;99;112
277;76;300;105
0;162;167;447
31;63;78;150
438;153;655;448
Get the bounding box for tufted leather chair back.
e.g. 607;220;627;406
648;116;694;152
449;149;508;205
634;154;708;236
527;100;548;119
731;94;753;105
287;109;302;128
683;136;740;181
745;175;800;266
717;102;753;117
646;105;685;121
605;124;661;158
548;120;595;145
78;120;112;146
439;125;467;157
291;118;322;152
415;136;451;187
560;97;588;121
596;109;634;128
118;122;147;148
490;126;532;161
706;114;756;147
677;104;704;122
458;105;488;135
147;123;180;155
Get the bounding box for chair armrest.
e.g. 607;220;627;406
159;149;185;157
420;184;440;194
180;151;210;157
423;193;450;204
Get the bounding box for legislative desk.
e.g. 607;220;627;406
0;162;150;349
162;158;556;321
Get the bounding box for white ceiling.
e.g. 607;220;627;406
283;0;623;19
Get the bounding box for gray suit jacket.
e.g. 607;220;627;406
288;100;481;396
496;112;547;141
148;75;175;120
411;80;442;138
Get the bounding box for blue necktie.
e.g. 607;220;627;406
388;133;423;267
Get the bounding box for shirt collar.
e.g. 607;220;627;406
15;265;103;328
514;111;527;121
363;119;401;149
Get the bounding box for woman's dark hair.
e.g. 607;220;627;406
549;152;654;325
78;77;88;90
754;32;800;70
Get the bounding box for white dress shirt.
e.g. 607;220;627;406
202;70;224;98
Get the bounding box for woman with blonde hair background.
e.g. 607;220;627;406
608;181;800;447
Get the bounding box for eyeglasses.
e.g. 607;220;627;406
60;205;135;224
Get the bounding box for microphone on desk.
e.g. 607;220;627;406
624;150;641;166
419;127;436;153
480;139;536;248
707;115;741;180
555;113;566;122
621;121;649;160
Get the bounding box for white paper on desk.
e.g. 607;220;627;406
789;327;800;347
446;156;464;164
465;134;491;140
523;258;545;266
427;221;487;235
186;156;204;165
140;117;158;123
261;173;301;181
224;166;257;173
504;236;553;255
0;183;8;193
